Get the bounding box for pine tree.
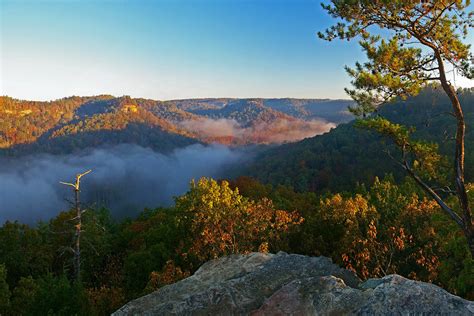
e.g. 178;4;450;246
320;0;474;256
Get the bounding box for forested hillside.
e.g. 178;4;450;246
1;87;472;316
0;96;352;155
241;88;474;193
2;0;473;314
1;176;472;315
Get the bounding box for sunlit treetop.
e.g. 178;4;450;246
319;0;474;115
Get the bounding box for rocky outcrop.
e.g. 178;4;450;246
113;252;474;315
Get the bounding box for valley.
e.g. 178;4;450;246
0;96;352;155
1;1;473;313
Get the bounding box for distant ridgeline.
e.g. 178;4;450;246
0;96;352;155
240;87;474;193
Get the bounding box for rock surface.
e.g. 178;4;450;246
113;252;474;315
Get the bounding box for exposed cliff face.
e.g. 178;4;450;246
113;252;474;315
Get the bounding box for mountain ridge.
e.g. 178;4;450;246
239;87;474;192
0;96;353;155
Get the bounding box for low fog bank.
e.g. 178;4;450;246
179;117;336;143
0;144;246;224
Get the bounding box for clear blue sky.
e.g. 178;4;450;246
1;0;473;101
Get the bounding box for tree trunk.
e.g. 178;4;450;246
436;52;474;258
74;187;81;282
60;170;90;282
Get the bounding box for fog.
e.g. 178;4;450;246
246;118;336;143
179;117;335;143
180;118;241;138
0;144;245;224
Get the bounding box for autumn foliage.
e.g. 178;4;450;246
175;178;303;261
0;176;472;315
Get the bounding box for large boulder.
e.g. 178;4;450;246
113;252;474;315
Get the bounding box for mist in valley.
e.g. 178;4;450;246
178;117;336;143
0;144;246;224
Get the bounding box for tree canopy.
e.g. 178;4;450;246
320;0;474;256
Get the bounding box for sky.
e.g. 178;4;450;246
1;0;473;101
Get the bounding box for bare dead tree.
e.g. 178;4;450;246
60;169;92;282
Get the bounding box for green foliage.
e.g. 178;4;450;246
0;175;472;314
117;178;303;298
121;207;185;298
355;117;410;147
2;3;472;309
242;88;474;192
432;187;474;299
319;0;473;113
356;117;446;180
0;264;10;314
27;275;90;316
9;277;38;315
230;175;471;292
437;229;474;299
1;272;91;315
320;0;474;258
0;221;53;287
175;177;303;260
47;208;117;287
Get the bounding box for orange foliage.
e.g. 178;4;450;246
145;260;190;293
87;286;125;315
341;196;440;281
177;178;303;261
